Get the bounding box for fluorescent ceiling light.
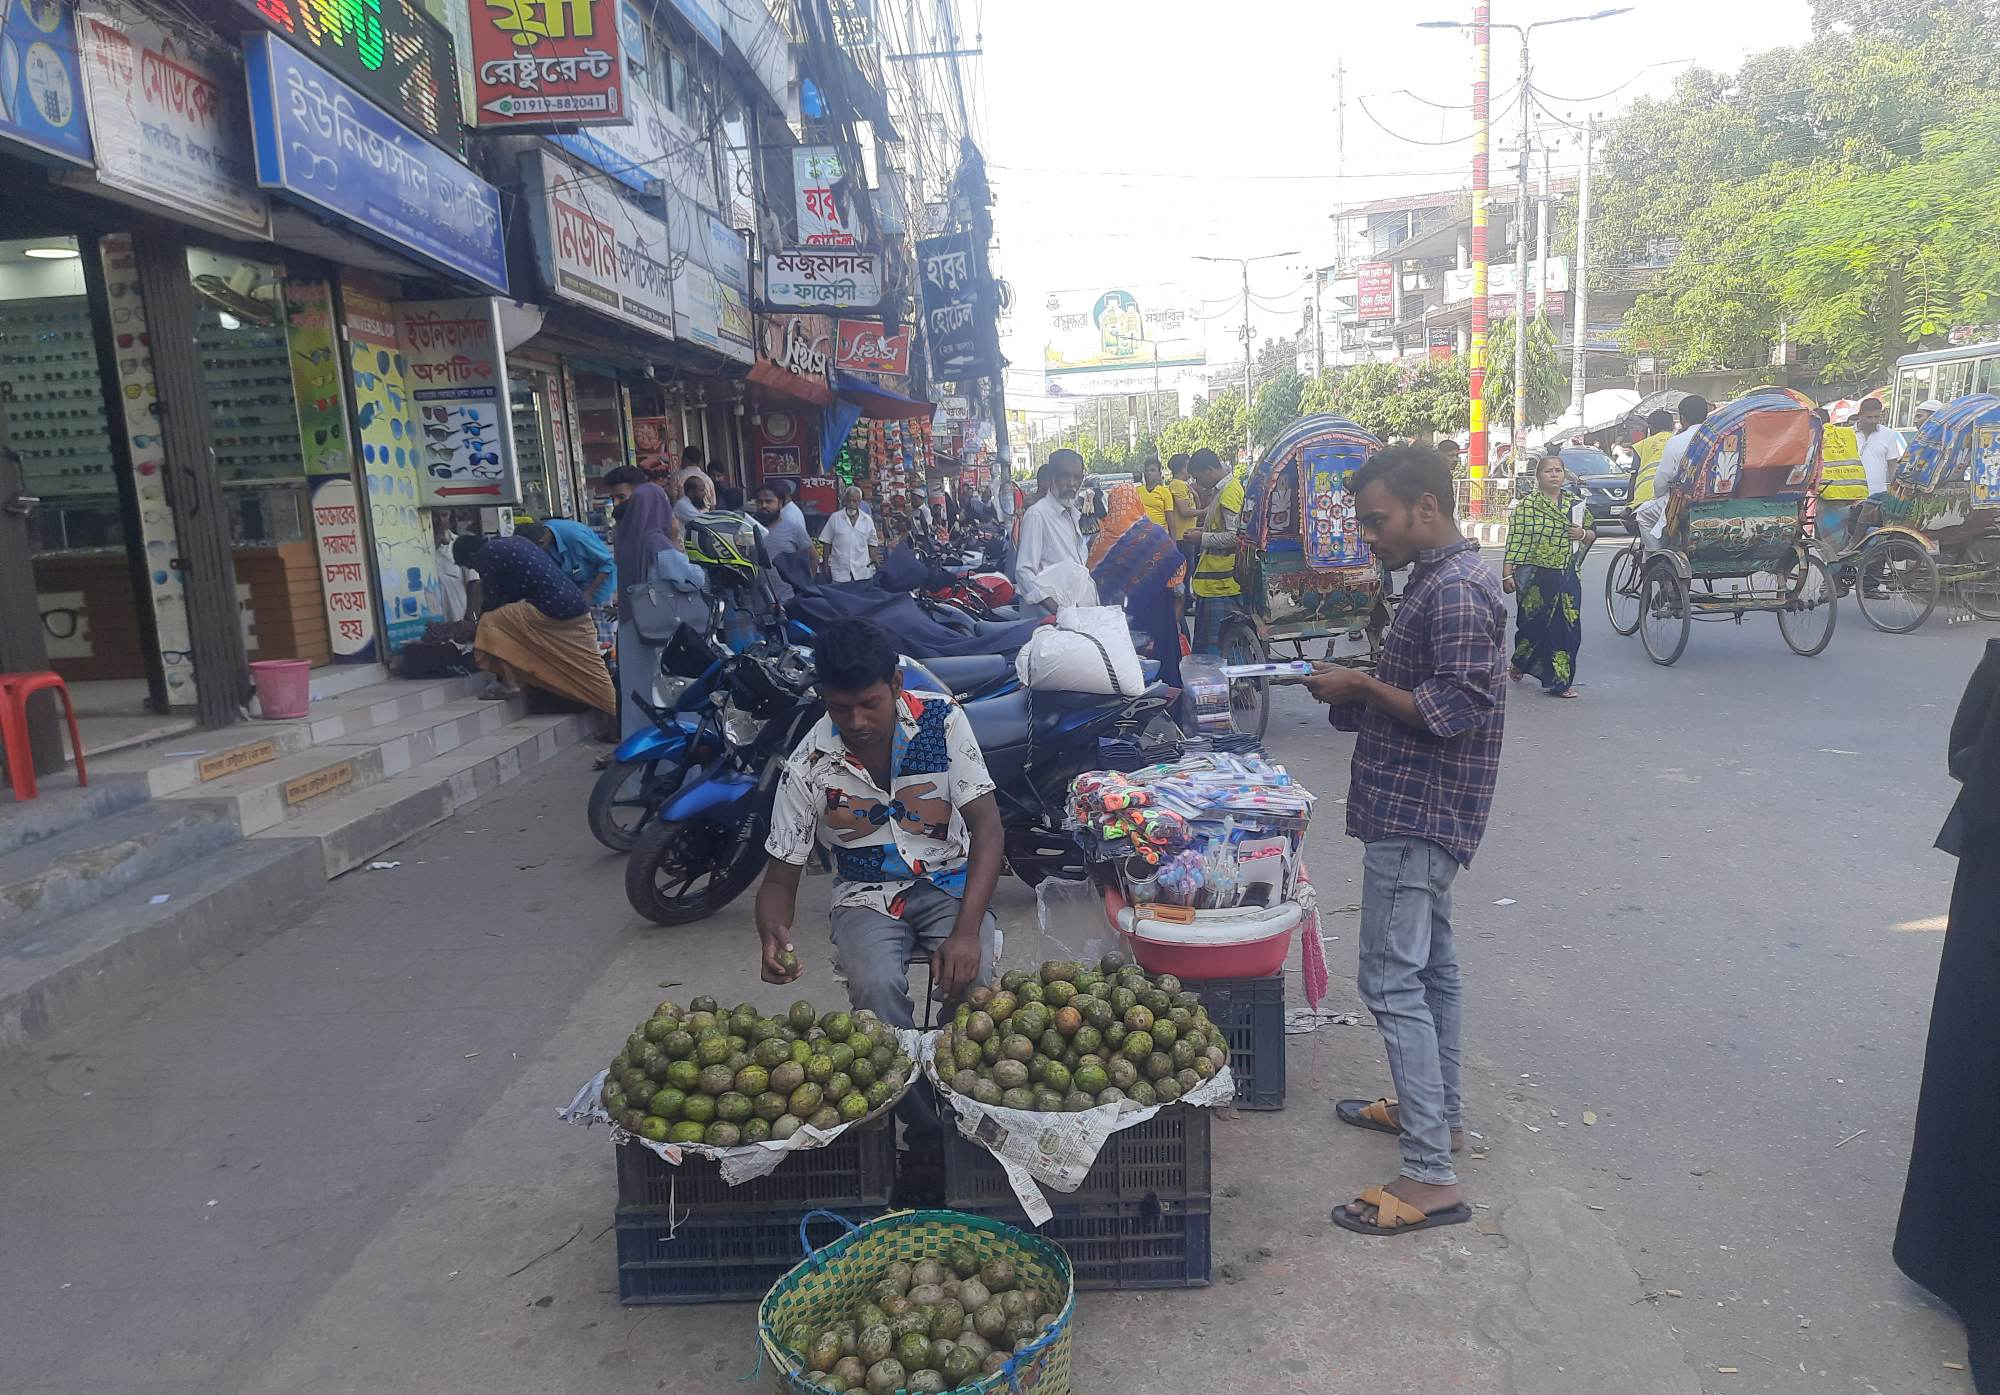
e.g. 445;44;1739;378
23;246;79;260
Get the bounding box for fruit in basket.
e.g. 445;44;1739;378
862;1359;905;1395
667;1120;705;1145
895;1331;933;1370
839;1092;870;1121
768;1060;806;1095
856;1323;894;1366
696;1064;734;1095
770;1114;803;1140
941;1344;981;1385
638;1115;670;1141
808;1331;846;1372
646;1087;685;1120
905;1371;947;1394
703;1121;740;1147
830;1355;866;1389
788;1082;824;1117
715;1092;753;1124
679;1093;716;1125
733;1064;769;1096
809;1104;843;1131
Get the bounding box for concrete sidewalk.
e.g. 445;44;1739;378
0;748;1707;1395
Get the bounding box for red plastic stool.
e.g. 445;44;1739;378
0;671;87;801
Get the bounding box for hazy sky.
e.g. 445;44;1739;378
956;0;1814;395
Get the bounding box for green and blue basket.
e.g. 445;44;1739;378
758;1209;1076;1395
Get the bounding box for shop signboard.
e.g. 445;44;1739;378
340;281;439;651
1442;257;1568;305
0;0;93;165
72;0;270;239
760;313;834;384
835;317;910;375
712;214;752;356
397;297;521;507
917;231;994;379
1040;286;1202;378
1356;261;1393;320
631;414;680;482
551;4;712;203
765;247;881;311
470;0;625;126
221;0;464;154
529;149;675;340
662;0;721;51
284;278;375;663
243;34;508;295
794;145;855;246
1426;325;1455;361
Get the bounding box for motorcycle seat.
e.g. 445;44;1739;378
921;653;1013;694
965;686;1142;751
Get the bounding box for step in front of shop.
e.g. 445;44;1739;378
251;709;595;878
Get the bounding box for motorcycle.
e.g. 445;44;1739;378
622;644;1181;927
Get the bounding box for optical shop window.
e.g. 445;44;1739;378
3;233;172;722
185;248;334;666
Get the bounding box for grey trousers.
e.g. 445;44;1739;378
830;880;999;1143
1356;836;1464;1186
615;618;664;741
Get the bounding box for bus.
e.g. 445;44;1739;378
1889;341;2000;429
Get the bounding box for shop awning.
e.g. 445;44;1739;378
749;357;834;407
835;372;934;420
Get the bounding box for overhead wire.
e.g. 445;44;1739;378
1355;93;1478;146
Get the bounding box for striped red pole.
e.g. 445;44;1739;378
1467;0;1492;496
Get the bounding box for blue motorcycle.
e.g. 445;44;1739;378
621;646;1179;926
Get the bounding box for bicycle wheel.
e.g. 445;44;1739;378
1778;552;1838;656
1217;619;1271;743
1852;534;1938;634
1639;560;1689;666
1957;534;2000;620
1604;544;1643;636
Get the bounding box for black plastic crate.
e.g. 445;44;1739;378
615;1206;873;1305
1191;972;1287;1110
614;1116;896;1214
965;1198;1211;1289
941;1103;1211;1208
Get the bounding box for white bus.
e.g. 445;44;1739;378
1889;341;2000;429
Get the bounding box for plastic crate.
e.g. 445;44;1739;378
1192;972;1287;1110
965;1198;1210;1289
616;1207;875;1305
941;1103;1211;1208
614;1116;896;1214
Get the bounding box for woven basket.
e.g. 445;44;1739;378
759;1209;1075;1395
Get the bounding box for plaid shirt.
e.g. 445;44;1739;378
1330;538;1506;865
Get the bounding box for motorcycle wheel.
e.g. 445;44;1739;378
624;818;764;925
586;758;662;853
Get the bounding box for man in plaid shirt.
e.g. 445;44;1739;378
1303;443;1507;1237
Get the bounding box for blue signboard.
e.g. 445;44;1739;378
0;0;92;165
242;33;508;295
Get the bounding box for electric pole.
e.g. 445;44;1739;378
1513;34;1531;462
1194;249;1299;461
1570;113;1595;418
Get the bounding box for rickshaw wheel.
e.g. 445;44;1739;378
1217;619;1271;743
1852;534;1937;634
1639;559;1690;666
1958;535;2000;620
1604;543;1643;636
1777;553;1838;657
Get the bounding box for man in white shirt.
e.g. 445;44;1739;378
1635;394;1710;548
820;486;880;581
1011;449;1087;608
1854;396;1906;496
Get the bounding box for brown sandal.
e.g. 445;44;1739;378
1332;1185;1471;1237
1335;1097;1466;1152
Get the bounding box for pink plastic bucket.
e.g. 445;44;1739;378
249;659;312;719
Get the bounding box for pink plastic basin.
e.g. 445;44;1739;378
1101;886;1299;979
249;659;312;719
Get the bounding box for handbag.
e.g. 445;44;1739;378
626;575;709;644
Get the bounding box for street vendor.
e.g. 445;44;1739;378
753;617;1003;1200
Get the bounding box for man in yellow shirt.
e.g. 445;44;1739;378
1628;409;1677;508
1136;455;1174;530
1187;448;1245;651
1165;452;1200;539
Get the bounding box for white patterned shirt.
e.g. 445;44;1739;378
765;690;997;912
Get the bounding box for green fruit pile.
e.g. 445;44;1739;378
599;994;913;1149
934;951;1228;1113
790;1248;1062;1393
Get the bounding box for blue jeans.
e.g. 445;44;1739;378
1357;836;1463;1186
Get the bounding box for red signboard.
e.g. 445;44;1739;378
1356;262;1394;320
834;317;912;375
471;0;625;127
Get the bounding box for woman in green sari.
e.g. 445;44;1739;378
1503;453;1594;697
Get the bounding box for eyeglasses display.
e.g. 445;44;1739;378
192;304;307;544
1;297;118;551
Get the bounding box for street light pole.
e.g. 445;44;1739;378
1570;113;1595;418
1194;250;1300;461
1419;6;1630;484
1513;33;1531;463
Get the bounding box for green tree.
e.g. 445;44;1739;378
1250;370;1305;451
1485;316;1570;428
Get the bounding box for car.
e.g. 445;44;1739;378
1558;445;1636;535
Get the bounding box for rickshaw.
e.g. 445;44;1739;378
1819;394;2000;631
1211;414;1387;739
1607;386;1839;665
